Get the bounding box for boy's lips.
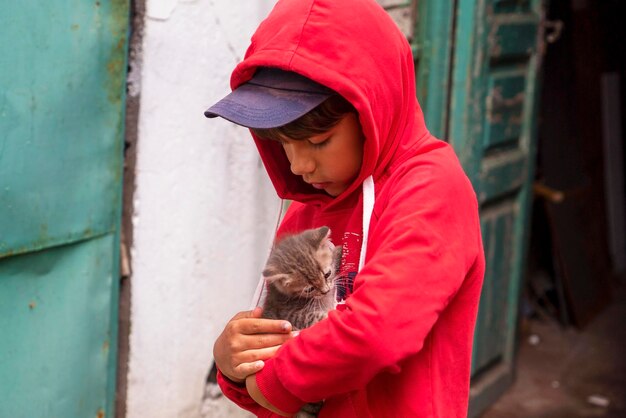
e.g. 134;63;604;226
310;182;331;190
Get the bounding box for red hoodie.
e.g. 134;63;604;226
217;0;485;416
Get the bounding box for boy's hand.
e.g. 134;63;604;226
213;306;294;383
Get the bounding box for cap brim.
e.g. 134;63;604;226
204;83;332;129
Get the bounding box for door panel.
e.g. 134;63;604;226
483;70;526;149
0;1;127;258
0;236;116;418
0;2;129;417
472;202;516;373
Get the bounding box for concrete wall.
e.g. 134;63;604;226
126;1;278;417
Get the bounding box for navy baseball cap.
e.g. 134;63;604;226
204;67;334;129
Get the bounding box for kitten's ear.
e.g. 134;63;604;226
263;272;292;286
262;267;276;278
314;226;331;245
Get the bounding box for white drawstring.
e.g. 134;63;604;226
359;175;375;272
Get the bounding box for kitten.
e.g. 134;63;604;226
261;226;342;418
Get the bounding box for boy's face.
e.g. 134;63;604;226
279;113;364;197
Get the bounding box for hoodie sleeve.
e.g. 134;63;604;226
253;147;484;413
216;369;282;418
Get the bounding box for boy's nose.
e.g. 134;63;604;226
289;150;315;176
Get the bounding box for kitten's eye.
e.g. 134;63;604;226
304;286;315;293
324;271;331;279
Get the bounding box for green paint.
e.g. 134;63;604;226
492;0;531;14
0;1;129;259
479;152;527;203
489;19;538;59
472;208;515;373
414;0;455;138
0;237;115;418
0;1;130;417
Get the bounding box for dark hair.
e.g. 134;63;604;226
250;95;356;141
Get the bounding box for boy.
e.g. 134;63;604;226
205;0;485;416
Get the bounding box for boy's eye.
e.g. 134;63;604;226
311;141;328;149
308;136;331;148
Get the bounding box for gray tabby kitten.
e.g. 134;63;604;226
261;226;342;418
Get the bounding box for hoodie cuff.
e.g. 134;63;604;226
217;369;247;394
255;359;305;414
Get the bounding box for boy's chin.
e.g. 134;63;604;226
325;188;341;197
320;183;343;197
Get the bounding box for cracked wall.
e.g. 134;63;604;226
126;1;278;417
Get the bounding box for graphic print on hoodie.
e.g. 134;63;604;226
216;1;486;417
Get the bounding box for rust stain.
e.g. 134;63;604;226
107;59;123;76
71;24;80;31
102;340;110;354
104;0;130;104
29;301;36;310
96;409;105;418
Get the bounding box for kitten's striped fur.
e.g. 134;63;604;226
260;226;342;417
262;226;342;330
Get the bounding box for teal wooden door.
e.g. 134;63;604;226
0;2;130;417
446;0;544;415
383;1;544;414
384;0;544;414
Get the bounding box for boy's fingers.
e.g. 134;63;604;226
235;318;292;335
226;345;284;380
236;345;283;364
229;309;292;335
240;332;294;350
230;307;292;332
232;360;265;380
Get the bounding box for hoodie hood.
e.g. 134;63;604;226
231;0;429;206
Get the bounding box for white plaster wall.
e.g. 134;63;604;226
127;1;278;417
